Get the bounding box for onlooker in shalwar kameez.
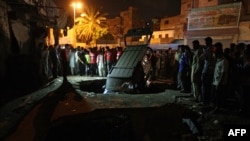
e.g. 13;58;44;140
211;42;228;110
199;37;216;105
191;40;203;102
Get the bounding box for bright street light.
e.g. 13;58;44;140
71;2;82;47
80;13;86;17
72;2;82;26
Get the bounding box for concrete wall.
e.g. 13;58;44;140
238;21;250;42
160;16;181;30
198;0;218;8
0;1;11;82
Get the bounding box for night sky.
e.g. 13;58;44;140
55;0;181;20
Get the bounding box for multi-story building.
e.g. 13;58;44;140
184;0;250;47
153;0;250;48
148;0;189;48
62;0;250;48
150;0;192;46
106;6;140;47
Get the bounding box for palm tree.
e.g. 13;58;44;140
74;6;108;45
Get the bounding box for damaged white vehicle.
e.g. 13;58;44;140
104;27;154;94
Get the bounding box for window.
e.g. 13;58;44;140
164;20;169;24
159;34;162;39
165;34;169;38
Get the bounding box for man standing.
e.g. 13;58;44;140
60;46;69;81
89;48;97;76
77;47;86;76
175;45;182;90
191;40;203;102
104;46;114;74
68;47;76;75
96;48;106;77
212;42;228;110
200;37;216;105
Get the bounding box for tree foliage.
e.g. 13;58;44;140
74;6;108;45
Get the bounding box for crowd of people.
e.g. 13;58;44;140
138;36;250;115
40;44;123;81
173;37;250;115
39;37;250;115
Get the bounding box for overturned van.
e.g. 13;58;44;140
103;28;153;94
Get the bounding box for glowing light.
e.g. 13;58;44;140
72;2;82;26
72;2;82;9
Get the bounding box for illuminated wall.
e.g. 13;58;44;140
188;2;241;30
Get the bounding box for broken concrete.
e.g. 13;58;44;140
0;76;250;141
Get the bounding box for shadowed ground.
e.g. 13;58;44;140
1;76;250;141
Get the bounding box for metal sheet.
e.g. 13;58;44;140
109;45;147;78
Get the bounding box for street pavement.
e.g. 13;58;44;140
0;76;184;140
1;76;249;141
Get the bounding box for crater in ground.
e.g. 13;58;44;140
78;79;176;94
44;79;200;141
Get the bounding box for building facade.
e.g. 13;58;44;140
58;0;250;48
105;6;141;47
184;0;250;47
153;0;250;48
